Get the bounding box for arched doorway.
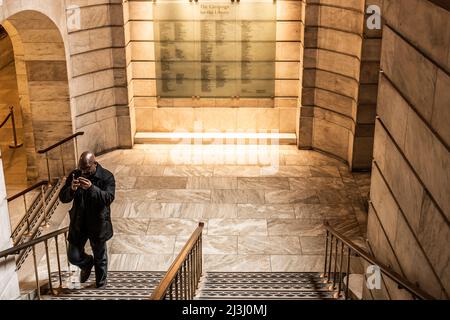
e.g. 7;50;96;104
0;11;75;232
0;11;75;191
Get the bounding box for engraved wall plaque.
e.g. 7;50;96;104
154;1;276;98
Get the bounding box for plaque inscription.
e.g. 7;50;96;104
154;1;276;99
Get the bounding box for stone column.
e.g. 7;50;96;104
0;149;20;299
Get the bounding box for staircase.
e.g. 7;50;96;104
39;271;340;300
12;178;65;269
195;272;339;300
41;271;166;300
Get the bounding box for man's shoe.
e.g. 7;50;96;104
96;278;107;289
80;256;94;283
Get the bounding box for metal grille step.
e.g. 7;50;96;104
195;272;340;300
42;271;165;300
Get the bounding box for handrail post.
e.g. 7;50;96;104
327;235;333;281
337;241;344;297
44;239;54;294
9;106;23;149
31;245;41;300
323;230;329;279
54;235;63;287
44;152;51;183
23;195;31;238
74;136;79;168
345;247;351;300
60;145;66;178
332;238;338;289
40;184;50;229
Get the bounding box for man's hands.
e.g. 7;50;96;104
79;177;92;190
71;175;92;191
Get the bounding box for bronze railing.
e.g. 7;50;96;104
0;227;70;300
322;221;435;300
8;180;50;244
150;222;204;300
37;131;84;182
0;106;23;149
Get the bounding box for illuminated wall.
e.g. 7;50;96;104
124;0;305;137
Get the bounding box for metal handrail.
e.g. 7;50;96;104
0;110;12;128
322;221;435;300
0;227;70;300
37;131;84;182
37;132;84;154
7;180;48;202
8;180;50;245
150;222;204;300
0;106;23;149
0;227;68;258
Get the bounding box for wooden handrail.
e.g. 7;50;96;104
150;222;204;300
37;132;84;154
0;227;69;259
323;221;435;300
7;180;49;202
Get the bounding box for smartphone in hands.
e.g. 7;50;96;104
73;170;82;180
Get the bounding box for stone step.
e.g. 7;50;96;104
195;272;340;300
41;271;165;300
135;132;297;145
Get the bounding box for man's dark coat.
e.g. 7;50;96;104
59;164;115;245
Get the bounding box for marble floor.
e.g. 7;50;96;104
18;143;371;289
96;144;370;273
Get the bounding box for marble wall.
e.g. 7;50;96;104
351;0;382;170
300;0;366;166
0;0;132;181
0;149;20;299
124;0;305;136
367;0;450;299
300;0;382;171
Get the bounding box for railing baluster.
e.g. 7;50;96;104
175;273;179;299
323;230;329;279
188;254;191;299
60;145;66;178
190;252;194;299
199;235;203;278
183;261;188;299
327;235;333;281
180;268;184;299
195;241;199;285
338;241;344;297
149;223;204;300
31;245;41;300
332;238;338;289
63;232;70;281
40;185;50;229
44;239;53;294
74;136;79;168
45;152;51;182
345;247;351;300
54;236;62;287
22;195;31;237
